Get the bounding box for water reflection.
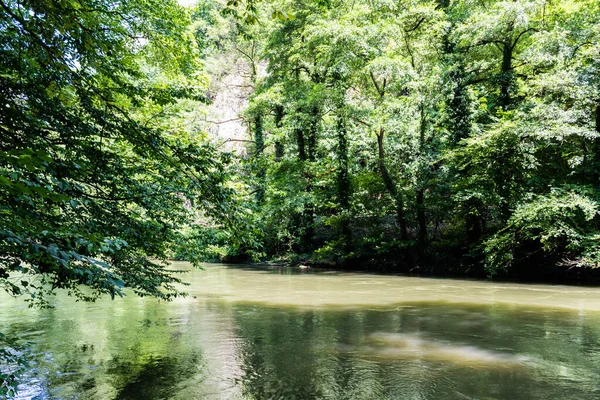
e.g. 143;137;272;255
360;332;531;367
1;265;600;399
110;353;202;400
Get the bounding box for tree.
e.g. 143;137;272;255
481;0;600;273
0;0;234;304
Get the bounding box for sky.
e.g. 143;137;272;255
177;0;196;7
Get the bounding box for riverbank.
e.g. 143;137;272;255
242;250;600;287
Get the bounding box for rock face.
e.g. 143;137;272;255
201;46;268;154
204;53;251;154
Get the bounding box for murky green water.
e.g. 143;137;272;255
3;263;600;399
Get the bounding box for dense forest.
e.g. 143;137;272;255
181;0;600;280
1;0;600;306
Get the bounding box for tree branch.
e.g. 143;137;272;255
205;117;245;125
512;28;538;50
370;71;384;97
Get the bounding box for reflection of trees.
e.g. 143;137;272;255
101;299;215;399
233;306;395;399
110;352;202;400
235;308;329;399
3;296;210;399
4;292;600;400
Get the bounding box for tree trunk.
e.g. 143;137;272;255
465;210;482;243
274;105;284;162
594;104;600;184
498;25;516;218
292;109;310;252
307;106;319;162
448;72;472;145
596;104;600;133
302;107;321;249
295;108;318;251
416;189;426;249
376;128;408;240
298;125;313;250
254;114;265;203
416;105;427;257
296;128;306;161
337;112;351;250
499;23;515;110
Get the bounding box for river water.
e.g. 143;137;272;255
2;263;600;399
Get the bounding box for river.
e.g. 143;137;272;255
2;263;600;399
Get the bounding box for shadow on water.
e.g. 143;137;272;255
109;352;202;400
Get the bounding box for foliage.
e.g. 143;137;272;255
0;333;28;398
208;0;600;276
0;0;237;305
484;188;600;274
